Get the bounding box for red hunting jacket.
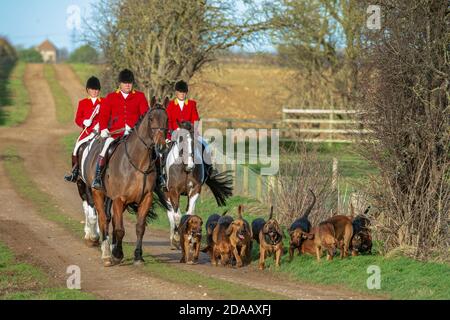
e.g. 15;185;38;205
75;97;104;140
99;90;149;139
166;98;200;139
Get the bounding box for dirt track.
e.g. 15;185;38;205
0;64;374;300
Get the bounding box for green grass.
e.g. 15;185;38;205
2;147;84;238
2;146;287;300
268;252;450;300
0;62;30;126
43;64;74;124
69;63;103;87
0;241;94;300
60;133;450;300
121;245;285;300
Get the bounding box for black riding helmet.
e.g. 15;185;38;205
175;80;188;93
86;76;101;90
118;69;134;84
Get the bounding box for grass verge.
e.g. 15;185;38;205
60;134;449;300
43;64;74;124
0;62;30;126
0;241;94;300
2;146;286;300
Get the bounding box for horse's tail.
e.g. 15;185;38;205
205;170;233;207
154;187;169;211
301;189;316;219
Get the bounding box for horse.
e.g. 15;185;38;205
165;120;233;249
79;96;169;266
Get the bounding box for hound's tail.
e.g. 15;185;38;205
238;205;243;219
301;189;316;219
268;206;274;220
205;170;233;207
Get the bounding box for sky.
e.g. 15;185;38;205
0;0;274;53
0;0;98;51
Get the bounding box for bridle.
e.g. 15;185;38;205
124;105;167;175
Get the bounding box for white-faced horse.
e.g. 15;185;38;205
165;121;233;249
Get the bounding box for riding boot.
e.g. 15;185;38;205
156;152;168;191
64;155;79;183
92;155;106;190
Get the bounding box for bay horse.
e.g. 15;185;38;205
165;120;233;249
80;97;169;266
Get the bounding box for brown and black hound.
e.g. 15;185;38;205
178;214;203;264
350;206;372;255
252;206;283;270
227;205;253;267
207;211;233;266
288;189;316;261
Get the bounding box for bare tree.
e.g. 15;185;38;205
269;0;366;109
274;143;336;228
358;0;449;261
86;0;269;97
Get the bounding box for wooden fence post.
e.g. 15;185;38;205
256;175;262;202
243;165;249;196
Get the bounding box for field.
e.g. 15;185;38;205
0;62;448;300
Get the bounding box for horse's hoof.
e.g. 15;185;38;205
103;258;113;267
85;239;99;247
111;255;123;265
133;259;145;266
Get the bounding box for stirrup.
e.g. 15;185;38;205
64;168;78;183
92;177;103;190
64;173;77;183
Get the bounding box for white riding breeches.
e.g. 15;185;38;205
100;137;115;157
73;132;96;156
198;136;212;165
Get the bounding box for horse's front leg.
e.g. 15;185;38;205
134;192;153;265
93;190;111;266
167;190;181;250
111;198;125;265
186;191;200;216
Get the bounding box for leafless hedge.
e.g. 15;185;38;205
357;0;449;261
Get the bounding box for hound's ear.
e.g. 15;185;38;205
163;96;170;109
269;206;273;220
150;96;157;108
303;232;314;240
262;222;269;234
275;221;282;235
225;223;234;236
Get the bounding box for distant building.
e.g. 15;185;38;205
37;39;57;63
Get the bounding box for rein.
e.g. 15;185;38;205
124;106;166;174
122;106;167;203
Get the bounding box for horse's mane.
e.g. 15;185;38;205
132;103;165;132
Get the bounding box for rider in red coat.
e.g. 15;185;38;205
92;69;149;190
64;76;103;182
166;91;200;140
158;80;214;189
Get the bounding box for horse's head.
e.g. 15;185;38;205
173;119;195;172
148;96;169;147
